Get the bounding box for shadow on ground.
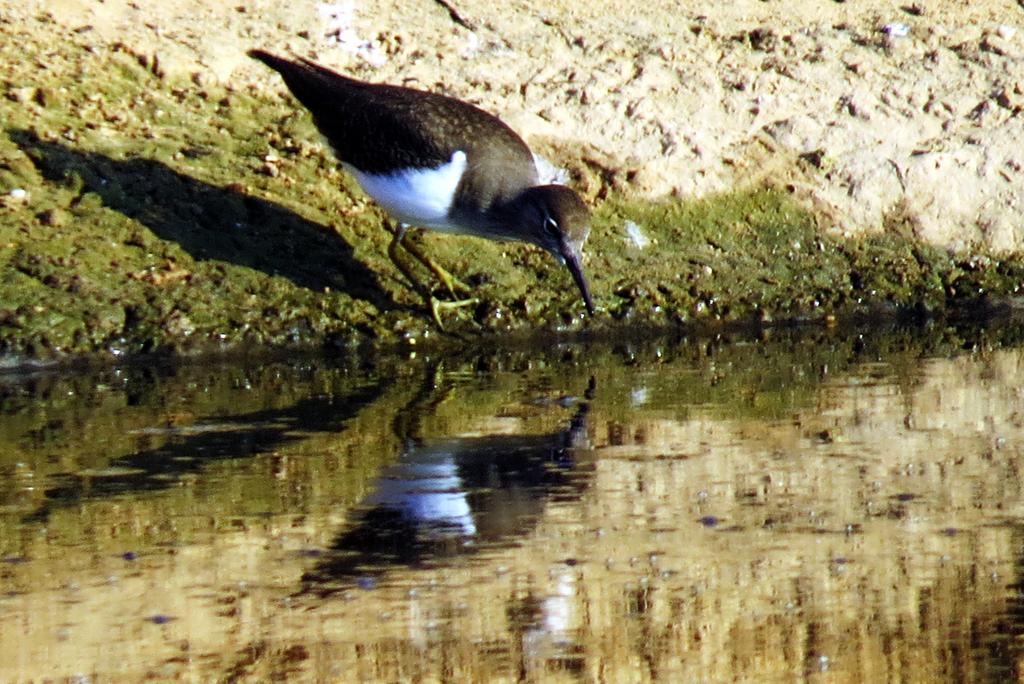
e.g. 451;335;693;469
9;129;395;308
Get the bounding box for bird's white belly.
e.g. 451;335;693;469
345;150;467;232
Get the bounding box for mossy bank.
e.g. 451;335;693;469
2;14;1024;366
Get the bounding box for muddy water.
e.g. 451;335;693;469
2;327;1024;682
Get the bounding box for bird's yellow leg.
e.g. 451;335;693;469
387;223;477;328
394;225;474;298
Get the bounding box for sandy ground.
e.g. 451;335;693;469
26;0;1024;253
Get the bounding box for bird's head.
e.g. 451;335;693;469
512;185;594;315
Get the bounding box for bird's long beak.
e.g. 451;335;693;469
561;242;595;316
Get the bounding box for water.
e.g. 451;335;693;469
2;326;1024;682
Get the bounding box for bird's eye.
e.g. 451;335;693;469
543;215;560;236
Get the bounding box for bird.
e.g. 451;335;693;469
247;49;595;326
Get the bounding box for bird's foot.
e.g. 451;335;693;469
388;224;478;326
429;295;479;330
431;265;474;300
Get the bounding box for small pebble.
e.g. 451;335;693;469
38;208;69;227
883;22;910;38
625;220;650;249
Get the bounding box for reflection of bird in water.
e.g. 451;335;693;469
302;377;594;593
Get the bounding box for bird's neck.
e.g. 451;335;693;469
447;186;540;245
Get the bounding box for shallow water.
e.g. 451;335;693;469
3;326;1024;682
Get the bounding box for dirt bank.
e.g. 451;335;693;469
32;0;1024;249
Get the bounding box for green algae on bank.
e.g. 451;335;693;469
2;15;1024;364
599;188;1024;325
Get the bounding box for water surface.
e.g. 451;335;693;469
3;327;1024;682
